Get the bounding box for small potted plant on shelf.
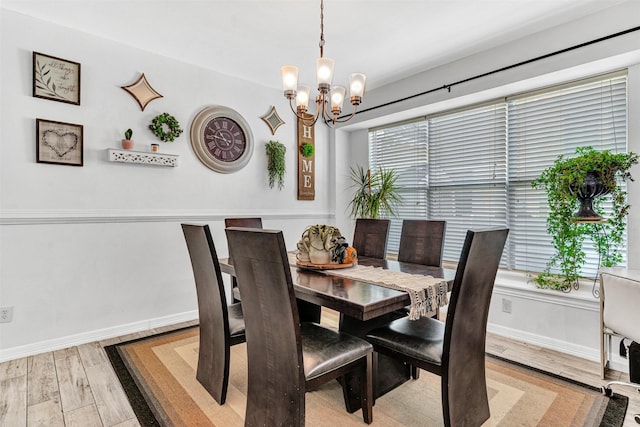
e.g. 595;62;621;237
122;128;133;150
531;146;638;291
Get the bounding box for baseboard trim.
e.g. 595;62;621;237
488;322;598;361
0;311;198;363
487;322;629;373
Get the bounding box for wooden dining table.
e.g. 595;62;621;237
219;254;456;410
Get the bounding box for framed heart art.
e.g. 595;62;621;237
36;119;84;166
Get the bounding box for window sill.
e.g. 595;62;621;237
493;269;599;310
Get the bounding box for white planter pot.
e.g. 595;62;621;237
309;247;331;265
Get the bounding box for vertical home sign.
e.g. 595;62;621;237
297;115;315;200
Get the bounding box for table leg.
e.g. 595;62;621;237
297;300;321;323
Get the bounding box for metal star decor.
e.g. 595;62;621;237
121;73;163;111
260;105;285;135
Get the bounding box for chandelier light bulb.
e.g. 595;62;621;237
281;66;299;98
331;86;346;115
349;73;366;105
316;57;335;92
296;86;311;112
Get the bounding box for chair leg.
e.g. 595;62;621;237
361;353;373;424
411;365;420;379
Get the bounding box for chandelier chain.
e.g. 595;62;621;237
319;0;325;56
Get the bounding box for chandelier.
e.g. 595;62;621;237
280;0;366;127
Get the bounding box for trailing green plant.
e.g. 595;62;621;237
124;128;133;140
531;146;638;291
348;165;402;219
300;143;314;158
265;140;286;190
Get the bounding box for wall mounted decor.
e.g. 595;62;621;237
190;105;254;173
107;149;178;167
260;105;285;135
297;114;315;200
121;73;163;111
265;140;286;190
149;113;183;142
33;52;81;105
36;119;83;166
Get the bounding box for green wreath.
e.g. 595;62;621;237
300;143;314;158
149;113;183;142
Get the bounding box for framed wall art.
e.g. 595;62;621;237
121;73;163;111
33;52;81;105
36;119;84;166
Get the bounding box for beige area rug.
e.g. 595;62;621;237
105;327;628;427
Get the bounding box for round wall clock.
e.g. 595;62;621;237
190;105;254;173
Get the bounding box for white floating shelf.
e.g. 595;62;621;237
107;149;178;167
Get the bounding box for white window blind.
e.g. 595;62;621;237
428;103;508;263
368;72;628;276
507;73;628;277
369;120;428;253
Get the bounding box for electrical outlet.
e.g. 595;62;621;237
0;307;13;323
501;298;512;314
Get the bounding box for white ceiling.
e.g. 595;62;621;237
1;0;628;92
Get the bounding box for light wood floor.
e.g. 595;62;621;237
1;310;639;426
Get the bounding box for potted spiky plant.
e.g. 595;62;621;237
122;128;133;150
348;165;402;219
299;224;343;265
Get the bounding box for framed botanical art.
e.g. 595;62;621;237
36;119;84;166
33;52;81;105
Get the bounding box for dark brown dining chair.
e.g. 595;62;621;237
224;217;262;302
181;224;246;405
397;219;447;379
225;227;373;426
366;228;509;427
398;219;446;266
352;218;390;259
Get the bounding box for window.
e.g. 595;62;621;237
369;72;628;276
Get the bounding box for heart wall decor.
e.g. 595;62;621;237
36;118;84;166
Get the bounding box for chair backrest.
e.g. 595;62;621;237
225;227;306;426
224;217;263;229
224;218;263;266
181;224;232;390
397;219;446;266
352;218;390;259
442;228;508;426
601;269;640;342
182;224;230;338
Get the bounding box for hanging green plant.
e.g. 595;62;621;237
348;165;402;219
265;140;286;190
531;146;638;291
300;143;314;158
149;113;183;142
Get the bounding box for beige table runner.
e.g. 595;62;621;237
289;254;448;320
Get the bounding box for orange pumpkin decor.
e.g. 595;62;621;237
343;246;357;264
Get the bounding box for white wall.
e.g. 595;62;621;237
2;2;640;366
0;10;335;360
334;1;640;368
